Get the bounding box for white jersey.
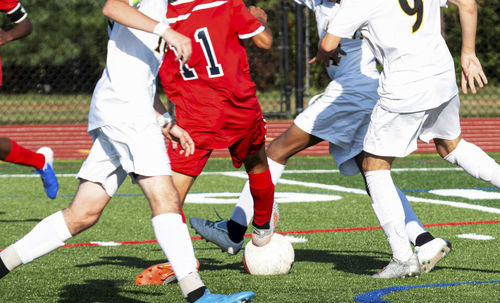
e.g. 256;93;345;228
328;0;458;113
88;0;168;131
295;0;379;96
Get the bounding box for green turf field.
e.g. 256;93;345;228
0;154;499;302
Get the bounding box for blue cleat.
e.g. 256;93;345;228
35;147;59;199
194;289;255;303
189;218;244;255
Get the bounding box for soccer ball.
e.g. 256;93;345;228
243;233;294;275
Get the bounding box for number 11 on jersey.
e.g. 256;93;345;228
170;27;224;81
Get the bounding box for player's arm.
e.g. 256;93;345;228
0;3;32;47
153;93;194;156
102;0;191;64
447;0;487;94
249;6;272;50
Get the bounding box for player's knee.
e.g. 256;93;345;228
434;136;461;158
63;208;100;233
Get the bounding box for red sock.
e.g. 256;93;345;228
249;168;275;226
180;208;186;224
4;139;45;170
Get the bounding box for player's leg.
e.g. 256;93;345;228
242;144;275;247
362;104;428;278
267;123;324;164
362;154;420;278
0;137;44;167
137;170;253;301
0;128;127;280
0;179;110;280
137;174;207;302
136;159;209;285
355;151;450;273
190;125;322;254
436;136;500;187
0;137;58;199
422;95;500;188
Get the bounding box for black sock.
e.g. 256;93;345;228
186;286;207;303
227;220;247;243
415;232;435;247
0;258;10;279
252;220;270;230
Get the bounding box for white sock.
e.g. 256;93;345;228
397;187;426;245
0;245;22;271
178;272;205;299
231;157;285;226
12;210;72;264
365;170;413;261
444;139;500;187
152;213;199;281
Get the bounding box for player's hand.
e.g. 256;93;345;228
249;6;268;25
309;44;345;66
162;122;195;157
162;28;192;65
460;53;488;94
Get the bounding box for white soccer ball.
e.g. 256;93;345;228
243;233;294;275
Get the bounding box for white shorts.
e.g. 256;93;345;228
294;88;378;176
77;122;171;196
363;94;461;157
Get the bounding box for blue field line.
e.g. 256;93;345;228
354;280;500;303
403;187;499;193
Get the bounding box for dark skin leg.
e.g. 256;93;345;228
0;138;12;160
266;123;323;165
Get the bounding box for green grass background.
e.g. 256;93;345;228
0;154;499;302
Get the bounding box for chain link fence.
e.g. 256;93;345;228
1;0;498;125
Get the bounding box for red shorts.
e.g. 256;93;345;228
169;117;267;176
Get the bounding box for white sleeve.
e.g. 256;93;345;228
327;0;367;38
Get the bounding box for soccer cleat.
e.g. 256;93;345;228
135;260;200;285
34;147;59;199
251;200;279;247
415;238;452;273
372;253;420;278
194;289;255;303
190;218;244;255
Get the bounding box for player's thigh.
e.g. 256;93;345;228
63;180;111;234
77;129;129;197
267;124;322;162
295;92;373;150
136;175;181;215
99;123;171;178
169;144;212;176
363;104;425;157
419;95;462;155
230;118;266;172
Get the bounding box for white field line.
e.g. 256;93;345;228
2;169;499;214
218;172;500;214
0;167;462;178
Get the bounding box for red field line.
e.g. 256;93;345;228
0;118;499;159
1;219;498;252
46;219;500;250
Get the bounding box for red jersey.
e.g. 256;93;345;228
0;0;26;86
0;0;20;13
160;0;265;149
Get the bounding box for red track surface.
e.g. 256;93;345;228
1;118;499;159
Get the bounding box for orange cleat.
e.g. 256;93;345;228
135;260;200;285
